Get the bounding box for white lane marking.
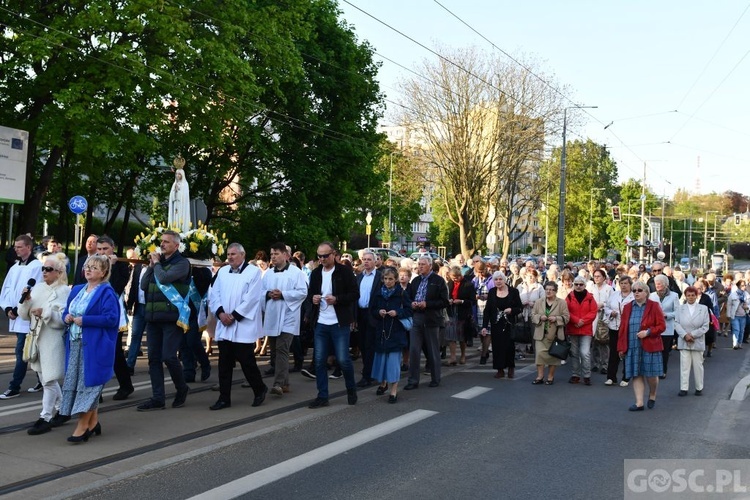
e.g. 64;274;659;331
187;409;439;500
451;386;492;400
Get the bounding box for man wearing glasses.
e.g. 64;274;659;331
306;242;359;408
137;230;191;411
96;235;135;401
646;261;682;298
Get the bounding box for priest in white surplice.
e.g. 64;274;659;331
261;243;308;396
208;243;267;410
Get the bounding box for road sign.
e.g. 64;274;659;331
68;195;88;215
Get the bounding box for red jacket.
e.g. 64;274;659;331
565;291;598;336
617;299;666;354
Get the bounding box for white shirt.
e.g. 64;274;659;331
261;264;308;336
0;258;43;333
210;264;263;343
318;267;338;325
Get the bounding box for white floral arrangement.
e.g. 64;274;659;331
133;222;226;261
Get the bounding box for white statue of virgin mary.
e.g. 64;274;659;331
168;156;191;232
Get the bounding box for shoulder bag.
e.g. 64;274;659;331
22;316;41;363
549;335;571;360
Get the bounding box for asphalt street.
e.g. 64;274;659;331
2;330;750;499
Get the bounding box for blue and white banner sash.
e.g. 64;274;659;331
154;275;190;333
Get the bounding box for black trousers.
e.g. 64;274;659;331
606;328;627;382
217;340;264;404
357;307;376;380
113;331;133;391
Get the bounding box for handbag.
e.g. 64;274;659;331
594;317;610;345
709;310;720;332
511;316;533;344
549;337;571;360
22;316;41;363
399;316;413;331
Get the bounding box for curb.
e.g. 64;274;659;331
730;374;750;401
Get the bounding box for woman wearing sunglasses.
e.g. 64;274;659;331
617;283;666;411
18;254;71;435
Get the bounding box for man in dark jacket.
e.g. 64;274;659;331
137;230;191;411
646;261;682;298
355;250;382;387
405;255;449;389
96;235;134;400
306;241;359;408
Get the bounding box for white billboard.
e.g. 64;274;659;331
0;125;29;204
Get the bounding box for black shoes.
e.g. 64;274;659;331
388;395;397;404
309;397;329;409
376;385;388;396
210;400;231;411
678;390;688;396
50;413;71;427
300;369;316;380
252;386;268;407
264;367;275;376
428;381;440;388
404;383;418;390
695;389;703;396
356;378;373;388
89;422;102;436
137;399;166;412
112;387;134;401
67;429;92;443
479;355;488;365
201;365;212;382
329;368;343;379
28;418;52;435
647;399;656;409
347;388;358;405
172;387;189;408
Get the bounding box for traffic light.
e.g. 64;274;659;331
735;214;741;226
612;206;621;221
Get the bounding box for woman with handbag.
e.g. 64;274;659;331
445;266;475;366
370;267;412;403
617;283;666;411
481;272;523;379
60;255;120;443
531;282;570;385
604;275;634;387
18;254;71;435
675;286;709;396
588;269;613;375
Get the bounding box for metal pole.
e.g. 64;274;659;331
7;204;14;243
556;108;568;267
589;190;594;261
388;153;393;247
713;215;718;254
639;162;646;263
544;187;549;264
73;214;81;279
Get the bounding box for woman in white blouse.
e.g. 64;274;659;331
588;268;613;375
674;286;709;396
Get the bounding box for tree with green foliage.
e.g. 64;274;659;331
540;139;619;261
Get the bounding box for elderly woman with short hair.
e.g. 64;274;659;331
531;281;569;384
675;286;709;396
649;274;679;379
617;282;666;411
481;272;523;379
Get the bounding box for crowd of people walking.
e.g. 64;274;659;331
0;230;743;443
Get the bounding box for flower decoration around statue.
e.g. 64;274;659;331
133;222;227;264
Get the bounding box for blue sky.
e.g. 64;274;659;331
338;1;750;198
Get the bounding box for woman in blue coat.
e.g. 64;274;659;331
61;255;120;443
370;267;412;403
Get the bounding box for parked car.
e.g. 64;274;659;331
409;251;443;263
355;247;402;265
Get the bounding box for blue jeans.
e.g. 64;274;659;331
314;323;356;399
9;331;29;392
569;335;592;378
127;303;146;369
732;316;747;347
146;321;188;404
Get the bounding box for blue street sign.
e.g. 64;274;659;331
68;195;88;215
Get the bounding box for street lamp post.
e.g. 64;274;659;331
387;153;393;247
589;187;605;260
557;104;598;266
703;210;717;266
366;211;373;248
